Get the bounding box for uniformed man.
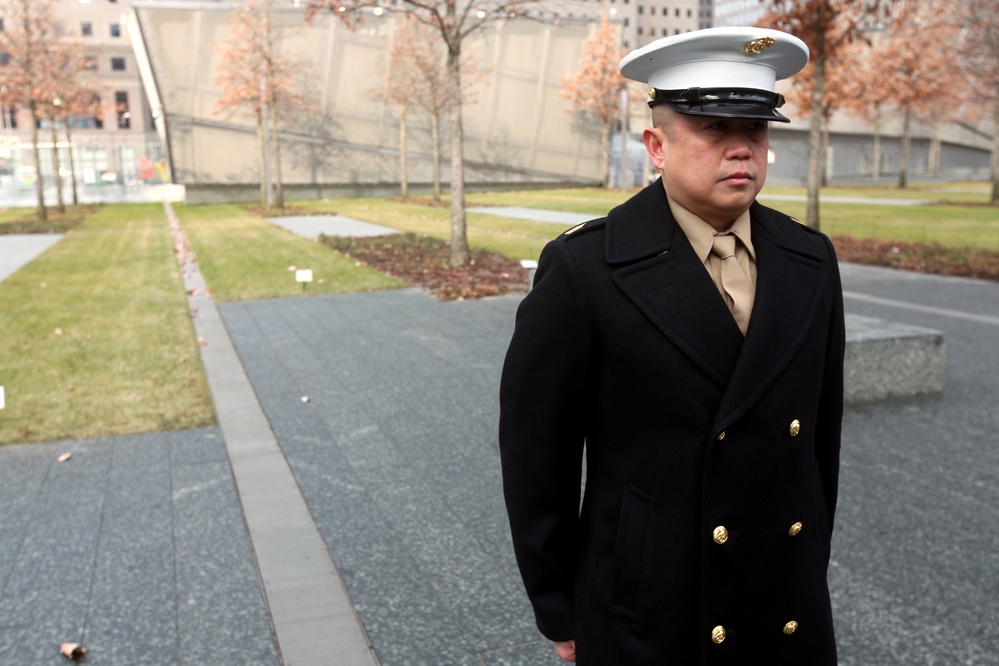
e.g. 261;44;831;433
499;27;844;664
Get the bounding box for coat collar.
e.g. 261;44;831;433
609;183;831;417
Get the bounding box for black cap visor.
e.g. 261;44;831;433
649;87;790;123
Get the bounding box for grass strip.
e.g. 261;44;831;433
174;204;406;302
0;204;214;445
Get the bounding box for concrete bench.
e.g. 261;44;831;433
845;314;945;404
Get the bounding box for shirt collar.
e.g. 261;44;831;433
665;194;755;264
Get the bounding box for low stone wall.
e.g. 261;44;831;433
844;314;946;404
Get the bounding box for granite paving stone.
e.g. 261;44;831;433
219;265;998;665
0;430;279;665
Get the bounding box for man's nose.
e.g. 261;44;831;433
726;134;753;159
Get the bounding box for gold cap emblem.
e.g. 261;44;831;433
648;87;657;101
744;36;776;55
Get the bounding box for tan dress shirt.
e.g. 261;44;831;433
666;195;757;332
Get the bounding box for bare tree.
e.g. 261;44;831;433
758;0;894;230
307;0;541;266
836;38;890;181
560;17;625;189
956;0;999;204
873;0;955;188
374;15;474;202
0;0;65;221
215;0;314;208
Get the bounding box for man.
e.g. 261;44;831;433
499;27;844;664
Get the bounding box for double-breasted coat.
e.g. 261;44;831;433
499;180;845;664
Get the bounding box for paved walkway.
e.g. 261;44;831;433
0;234;62;283
267;215;400;239
1;209;998;665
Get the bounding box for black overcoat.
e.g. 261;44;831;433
499;180;845;665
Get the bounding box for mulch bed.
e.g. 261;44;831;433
0;204;102;235
832;235;999;282
321;232;530;301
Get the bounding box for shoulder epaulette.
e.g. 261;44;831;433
561;217;606;239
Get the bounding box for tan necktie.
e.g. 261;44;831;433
711;233;753;335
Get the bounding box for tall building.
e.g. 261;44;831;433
0;0;165;193
712;0;769;27
541;0;706;49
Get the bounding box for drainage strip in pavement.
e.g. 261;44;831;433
165;202;380;666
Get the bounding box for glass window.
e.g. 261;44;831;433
111;57;125;71
109;23;120;37
115;91;130;129
82;22;92;36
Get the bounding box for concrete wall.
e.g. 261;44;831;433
131;4;606;191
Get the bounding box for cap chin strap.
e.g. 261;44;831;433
647;87;786;110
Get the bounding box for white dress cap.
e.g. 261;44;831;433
619;27;809;94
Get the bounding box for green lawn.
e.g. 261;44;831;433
173;204;405;302
0;204;215;445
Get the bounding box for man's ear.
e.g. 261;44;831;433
643;127;667;171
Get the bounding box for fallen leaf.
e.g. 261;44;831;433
60;642;88;659
300;396;310;403
288;265;297;271
197;337;208;347
54;328;63;336
57;453;72;463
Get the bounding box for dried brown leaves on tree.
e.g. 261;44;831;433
306;0;541;267
758;0;895;230
214;1;315;208
955;0;999;204
876;0;956;188
374;16;477;202
0;0;66;221
560;17;626;189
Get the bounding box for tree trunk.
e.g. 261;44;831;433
872;115;881;184
618;91;628;189
821;116;830;187
805;18;826;231
29;101;47;222
50;119;65;212
928;119;941;177
431;112;441;203
269;99;283;208
65;123;79;205
270;100;284;208
991;102;999;205
446;43;469;267
600;122;610;188
256;108;267;206
399;106;408;199
899;106;911;189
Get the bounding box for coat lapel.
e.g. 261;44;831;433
712;203;831;428
609;182;744;388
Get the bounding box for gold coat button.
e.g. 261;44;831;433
717;430;726;441
789;419;801;437
711;625;726;644
712;526;729;545
788;521;803;536
784;620;799;635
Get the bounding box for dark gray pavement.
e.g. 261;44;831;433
0;234;62;283
1;213;998;664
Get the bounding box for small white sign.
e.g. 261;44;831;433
0;386;5;410
295;269;314;283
